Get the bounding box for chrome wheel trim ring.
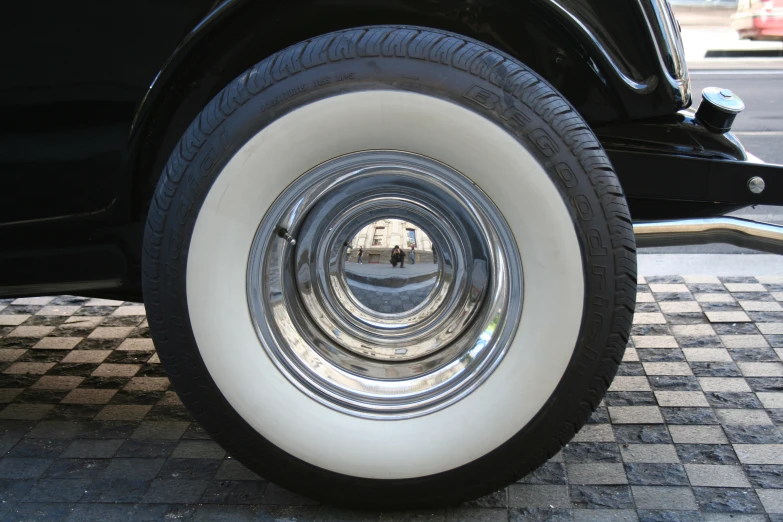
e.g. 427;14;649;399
246;151;523;419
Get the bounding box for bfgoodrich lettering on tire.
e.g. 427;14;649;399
142;25;636;507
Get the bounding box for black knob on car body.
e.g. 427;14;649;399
696;87;745;134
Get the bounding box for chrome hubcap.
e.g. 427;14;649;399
247;151;523;419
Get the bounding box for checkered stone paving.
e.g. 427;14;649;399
1;276;783;521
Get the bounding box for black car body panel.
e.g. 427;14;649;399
0;0;778;301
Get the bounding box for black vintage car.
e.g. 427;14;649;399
3;0;782;508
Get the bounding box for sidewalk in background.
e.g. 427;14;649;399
670;4;783;65
682;26;783;64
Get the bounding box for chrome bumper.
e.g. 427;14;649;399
634;217;783;255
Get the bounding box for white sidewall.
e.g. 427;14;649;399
187;91;584;479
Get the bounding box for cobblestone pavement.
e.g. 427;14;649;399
344;262;439;312
346;282;436;313
1;275;783;521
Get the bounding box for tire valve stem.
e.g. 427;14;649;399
277;228;296;246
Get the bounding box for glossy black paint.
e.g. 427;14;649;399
596;109;747;162
128;0;687;222
0;0;777;300
611;150;783;220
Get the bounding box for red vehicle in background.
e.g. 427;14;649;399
733;0;783;40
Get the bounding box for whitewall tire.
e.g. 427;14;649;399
142;25;636;507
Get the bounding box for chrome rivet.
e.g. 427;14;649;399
748;176;766;194
720;89;733;99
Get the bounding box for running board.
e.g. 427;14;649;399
633;217;783;255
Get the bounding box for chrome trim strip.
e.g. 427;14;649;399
634;217;783;255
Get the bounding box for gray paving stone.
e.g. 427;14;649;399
690;362;743;377
706;514;767;522
669;425;728;444
191;505;260;522
25;420;81;439
572;509;638;521
572;424;614;443
508;484;571;508
0;457;52;479
746;377;783;392
101;457;165;480
715;409;773;425
214;460;263;481
620;444;680;463
649;376;701;391
443;508;507;522
676;444;740;465
0;478;36;503
141;478;209;503
693;487;765;513
588;406;610;424
43;458;110;479
157;458;221;480
130;503;198;521
6;503;76;520
200;480;267;505
81;477;151;503
606;392;657;406
661;407;719;425
563;443;621;463
21;478;90;502
724;424;783;444
624;463;689;486
614;425;672;444
7;437;69;458
637;510;703;522
757;489;783;514
567;463;627;485
706;392;764;409
744;465;783;489
509;507;572;521
656;391;710;407
458;489;507;509
608;406;664;424
131;420;189;440
171;440;226;459
262;483;320;505
569;485;634;509
734;444;783;464
684;464;752;487
60;438;123;458
699;378;753;392
632;486;697;510
115;439;177;458
66;503;141;522
516;462;568;485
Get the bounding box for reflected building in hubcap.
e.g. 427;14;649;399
348;219;435;263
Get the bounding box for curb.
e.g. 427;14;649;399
706;49;783;58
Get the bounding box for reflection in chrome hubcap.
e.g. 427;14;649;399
341;218;443;319
247;152;522;419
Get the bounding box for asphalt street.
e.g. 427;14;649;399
639;66;783;257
